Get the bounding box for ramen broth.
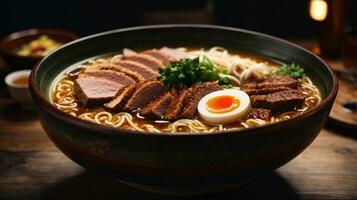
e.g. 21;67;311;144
51;47;321;133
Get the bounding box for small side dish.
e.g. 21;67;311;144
5;70;32;104
16;35;62;57
0;29;78;69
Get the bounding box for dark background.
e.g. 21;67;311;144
0;0;356;39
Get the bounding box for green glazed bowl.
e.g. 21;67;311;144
29;25;338;194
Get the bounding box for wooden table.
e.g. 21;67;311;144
0;43;356;200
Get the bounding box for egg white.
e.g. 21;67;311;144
198;89;251;124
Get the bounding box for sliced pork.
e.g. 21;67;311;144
123;80;165;111
241;75;298;91
259;75;298;89
163;87;189;121
123;48;137;57
242;86;292;95
114;60;159;79
82;69;135;86
250;89;305;112
85;63;145;82
142;49;175;66
160;47;187;60
180;82;223;119
247;108;271;121
74;74;123;106
124;54;164;71
104;84;137;112
140;90;175;119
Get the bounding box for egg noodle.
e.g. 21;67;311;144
51;47;321;133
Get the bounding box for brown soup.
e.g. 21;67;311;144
51;47;321;133
12;75;29;86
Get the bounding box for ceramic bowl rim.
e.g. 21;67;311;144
29;24;338;137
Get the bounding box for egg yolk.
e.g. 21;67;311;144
206;95;240;113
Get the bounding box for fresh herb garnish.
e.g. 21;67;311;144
272;63;306;79
158;56;231;89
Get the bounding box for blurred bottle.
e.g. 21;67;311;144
342;27;357;81
318;0;345;57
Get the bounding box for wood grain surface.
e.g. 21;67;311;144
330;75;357;129
0;41;356;200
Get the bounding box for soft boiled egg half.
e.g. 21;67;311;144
198;89;251;124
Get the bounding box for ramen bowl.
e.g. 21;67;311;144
29;25;337;194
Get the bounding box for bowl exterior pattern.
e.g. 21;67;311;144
36;102;331;187
30;25;337;191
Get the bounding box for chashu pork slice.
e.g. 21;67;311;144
123;48;137;58
139;89;176;119
241;86;292;96
123;80;165;111
142;49;175;66
246;108;271;121
180;82;223;119
74;74;123;107
85;63;145;82
114;60;159;80
241;75;298;91
250;89;305;112
104;84;137;112
163;87;189;121
123;54;164;71
82;69;135;86
160;47;187;61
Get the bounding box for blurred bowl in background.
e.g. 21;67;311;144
5;69;32;104
0;29;78;70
